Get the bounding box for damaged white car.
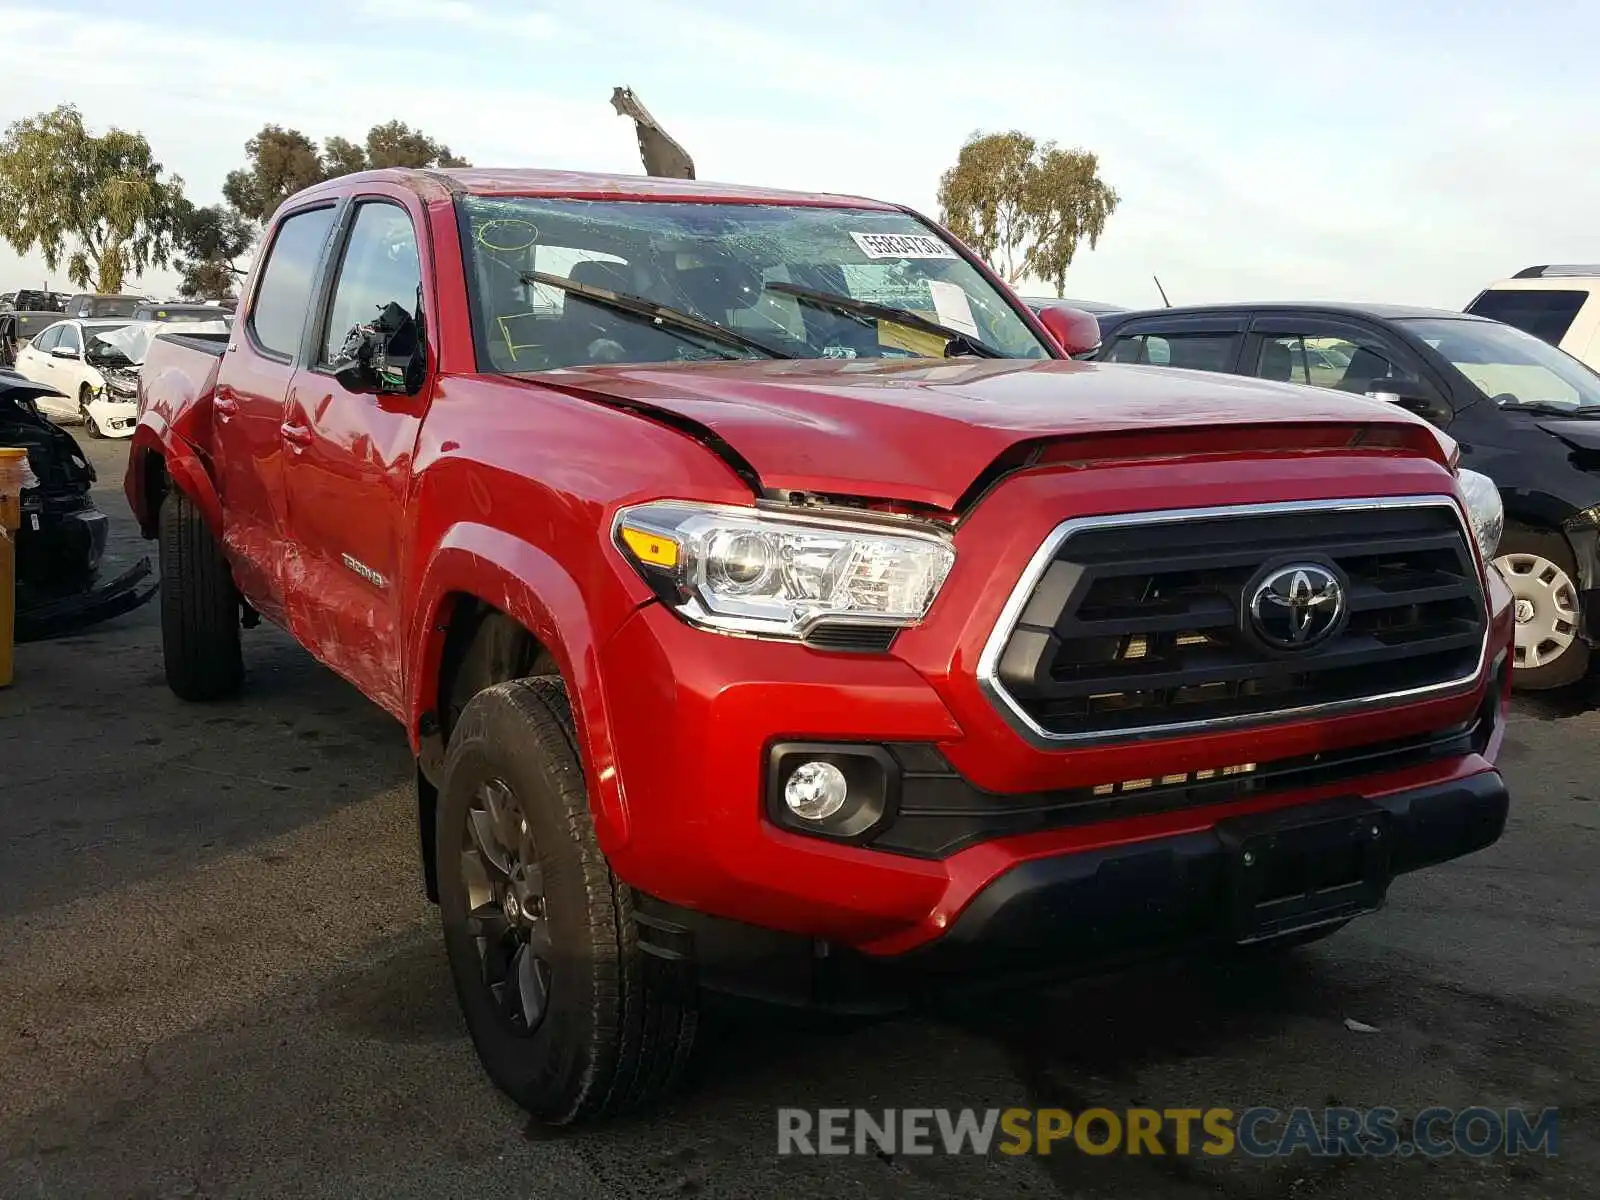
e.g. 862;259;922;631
77;319;231;439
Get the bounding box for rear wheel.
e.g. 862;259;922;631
437;677;697;1124
1493;525;1589;689
78;384;102;438
158;488;243;700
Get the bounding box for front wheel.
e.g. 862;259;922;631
1493;525;1590;689
437;677;697;1124
79;385;103;438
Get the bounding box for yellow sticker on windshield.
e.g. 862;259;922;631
878;322;948;358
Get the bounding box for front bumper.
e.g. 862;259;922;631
637;767;1509;1011
599;590;1514;958
86;394;138;438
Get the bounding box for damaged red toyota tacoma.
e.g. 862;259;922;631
125;169;1516;1124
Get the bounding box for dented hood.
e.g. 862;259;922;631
525;358;1439;510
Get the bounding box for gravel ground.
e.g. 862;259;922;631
0;435;1595;1199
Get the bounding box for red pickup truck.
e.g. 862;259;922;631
126;168;1516;1125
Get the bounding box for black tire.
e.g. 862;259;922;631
1493;524;1590;690
79;384;102;438
437;677;697;1124
158;488;243;700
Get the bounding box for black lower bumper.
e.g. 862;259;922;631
638;769;1509;1014
909;769;1507;975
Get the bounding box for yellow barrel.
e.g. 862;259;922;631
0;446;30;687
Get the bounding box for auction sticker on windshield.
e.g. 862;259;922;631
850;232;958;260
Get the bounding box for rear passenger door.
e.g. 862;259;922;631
1098;314;1247;373
215;201;341;624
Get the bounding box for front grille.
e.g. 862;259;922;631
983;498;1487;742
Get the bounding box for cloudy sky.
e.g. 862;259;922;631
0;0;1594;309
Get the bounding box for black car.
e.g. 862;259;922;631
0;368;154;639
1092;302;1600;689
63;293;146;319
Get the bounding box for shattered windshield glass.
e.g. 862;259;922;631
459;197;1050;372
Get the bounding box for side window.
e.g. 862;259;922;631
32;325;60;352
1252;329;1413;395
320;202;423;365
249;205;338;358
1107;334;1165;364
1107;332;1234;371
57;325;81;356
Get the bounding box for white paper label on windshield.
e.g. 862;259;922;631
850;231;958;260
927;280;979;337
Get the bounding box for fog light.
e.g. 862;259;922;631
784;760;849;821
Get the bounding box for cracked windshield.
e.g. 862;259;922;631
462;197;1051;370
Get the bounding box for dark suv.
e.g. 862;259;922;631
1093;302;1600;689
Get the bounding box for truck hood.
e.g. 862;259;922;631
524;358;1440;511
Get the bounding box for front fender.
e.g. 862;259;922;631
407;522;638;853
124;418;222;539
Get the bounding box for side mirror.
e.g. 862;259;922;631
1033;305;1102;356
330;301;425;395
51;346;77;360
1366;376;1450;425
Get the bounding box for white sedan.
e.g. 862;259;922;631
12;317;230;439
11;318;139;438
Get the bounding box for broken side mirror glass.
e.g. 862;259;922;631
330;300;425;396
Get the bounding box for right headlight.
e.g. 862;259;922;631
612;500;955;641
1456;468;1503;561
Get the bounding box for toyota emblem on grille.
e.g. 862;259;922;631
1247;563;1347;650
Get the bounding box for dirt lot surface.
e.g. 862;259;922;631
1;436;1596;1199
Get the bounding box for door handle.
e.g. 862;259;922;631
213;395;238;418
280;422;313;448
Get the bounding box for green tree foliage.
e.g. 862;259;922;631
222;121;470;224
0;105;183;293
183;119;469;298
172;201;255;300
937;131;1119;295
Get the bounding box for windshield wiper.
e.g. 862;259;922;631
520;271;792;361
1496;400;1599;416
763;282;1004;358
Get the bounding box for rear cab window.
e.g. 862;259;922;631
248;206;340;358
1466;288;1590;347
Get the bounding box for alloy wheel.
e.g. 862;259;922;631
460;777;552;1034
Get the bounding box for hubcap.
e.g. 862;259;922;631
460;778;552;1034
1492;551;1579;670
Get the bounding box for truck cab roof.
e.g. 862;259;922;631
297;166;899;210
